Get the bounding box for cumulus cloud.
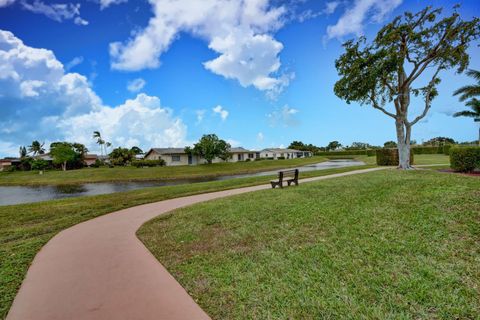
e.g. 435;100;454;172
53;94;187;149
109;0;291;97
267;105;299;127
0;30;188;156
212;105;229;121
127;78;146;92
20;1;89;25
326;0;402;40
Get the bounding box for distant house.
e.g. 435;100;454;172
144;147;257;166
144;148;192;166
259;148;312;159
84;154;98;166
0;158;20;171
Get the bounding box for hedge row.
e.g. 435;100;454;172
315;146;453;157
376;149;414;166
450;147;480;173
131;159;166;167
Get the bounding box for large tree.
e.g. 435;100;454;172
186;134;231;164
50;143;77;171
334;6;479;169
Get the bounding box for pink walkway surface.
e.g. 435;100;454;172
7;167;384;320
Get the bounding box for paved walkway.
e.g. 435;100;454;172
7;167;385;320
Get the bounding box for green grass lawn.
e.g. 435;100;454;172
0;154;449;186
0;165;376;318
138;170;479;319
0;156;328;186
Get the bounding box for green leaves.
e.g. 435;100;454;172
189;134;231;164
334;5;480;121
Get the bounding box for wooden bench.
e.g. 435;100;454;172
270;169;299;189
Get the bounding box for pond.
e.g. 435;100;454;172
0;159;364;206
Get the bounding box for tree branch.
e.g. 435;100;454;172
408;64;443;126
370;91;397;119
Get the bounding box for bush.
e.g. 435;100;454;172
245;158;251;162
31;159;50;171
449;147;480;173
277;156;285;160
90;159;105;168
254;158;265;161
376;149;414;166
131;159;166;168
366;149;376;157
443;144;453;155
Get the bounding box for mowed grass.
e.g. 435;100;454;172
0;156;327;186
0;165;376;318
138;170;480;319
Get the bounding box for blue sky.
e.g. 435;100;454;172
0;0;479;157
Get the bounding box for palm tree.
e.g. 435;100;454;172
93;131;105;156
28;140;45;156
454;69;480;102
453;98;480;145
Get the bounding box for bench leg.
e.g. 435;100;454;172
271;182;276;189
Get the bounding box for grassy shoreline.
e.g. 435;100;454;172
0;156;330;186
139;169;480;319
0;164;376;318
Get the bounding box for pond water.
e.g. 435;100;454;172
0;159;364;206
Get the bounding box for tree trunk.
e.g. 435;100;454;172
62;161;67;171
395;118;412;169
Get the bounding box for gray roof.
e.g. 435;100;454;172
148;148;186;155
229;147;251;153
261;148;303;153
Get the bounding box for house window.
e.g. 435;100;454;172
248;153;254;158
172;155;181;162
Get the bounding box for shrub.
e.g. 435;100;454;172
90;159;104;168
245;158;251;162
31;159;50;171
131;159;166;168
449;147;480;173
254;158;265;161
366;149;376;157
411;146;442;154
277;156;285;160
443;144;453;155
376;149;414;166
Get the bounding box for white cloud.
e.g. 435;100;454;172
65;56;84;70
326;0;402;40
127;78;146;92
0;30;188;156
324;1;340;15
226;138;240;147
0;0;15;7
109;0;291;97
20;1;89;25
257;132;264;142
195;109;206;124
98;0;127;9
54;94;188;149
212;105;229;121
267;105;299;127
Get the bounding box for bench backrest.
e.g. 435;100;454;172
278;169;298;180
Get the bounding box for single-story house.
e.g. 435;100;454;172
0;158;20;171
144;147;256;166
259;148;313;159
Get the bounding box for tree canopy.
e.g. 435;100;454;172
186;134;231;164
334;5;479;168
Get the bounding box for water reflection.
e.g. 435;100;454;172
0;160;365;206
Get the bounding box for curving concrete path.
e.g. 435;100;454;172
7;167;385;320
